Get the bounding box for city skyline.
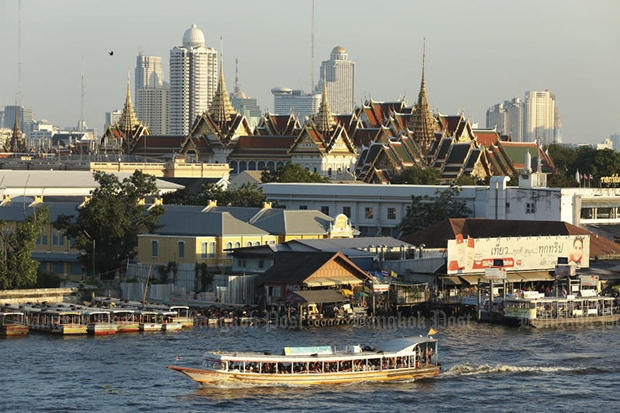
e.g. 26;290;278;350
0;0;617;144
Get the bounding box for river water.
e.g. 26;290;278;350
3;316;619;413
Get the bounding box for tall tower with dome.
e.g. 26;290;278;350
317;46;355;115
168;23;217;135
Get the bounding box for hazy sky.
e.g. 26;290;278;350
0;0;618;144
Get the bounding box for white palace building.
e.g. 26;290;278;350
262;170;620;242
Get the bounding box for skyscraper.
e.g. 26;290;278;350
135;53;168;135
486;98;524;142
271;88;321;123
168;24;217;135
525;90;556;146
317;46;355;114
135;53;164;95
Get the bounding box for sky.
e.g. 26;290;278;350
0;0;618;144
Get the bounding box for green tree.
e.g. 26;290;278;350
390;166;440;185
0;206;50;289
398;186;471;235
55;171;164;280
163;183;269;208
546;143;577;175
261;163;330;183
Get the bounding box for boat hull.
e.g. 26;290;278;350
87;323;117;335
168;365;440;386
1;324;29;336
115;322;140;333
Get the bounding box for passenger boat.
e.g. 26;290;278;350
27;308;87;335
168;336;440;386
0;311;29;336
502;290;619;327
110;309;139;333
168;306;194;328
85;310;117;335
159;311;183;332
137;310;162;332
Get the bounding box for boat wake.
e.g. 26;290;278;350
443;363;585;377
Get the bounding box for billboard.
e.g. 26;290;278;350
447;234;589;275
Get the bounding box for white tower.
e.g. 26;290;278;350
524;90;556;146
317;46;355;114
168;24;217;135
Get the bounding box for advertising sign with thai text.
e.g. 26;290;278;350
447;234;589;275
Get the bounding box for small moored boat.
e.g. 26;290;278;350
168;336;440;386
85;310;117;335
111;309;139;333
0;311;29;336
137;310;162;332
159;311;183;332
168;306;194;329
27;308;87;335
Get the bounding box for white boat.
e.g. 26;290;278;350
168;306;194;329
110;309;139;333
502;290;619;327
27;307;87;335
137;310;162;332
85;310;117;335
168;336;440;386
0;311;29;336
159;311;183;332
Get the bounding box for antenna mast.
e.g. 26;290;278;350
80;57;86;131
311;0;315;93
18;0;22;107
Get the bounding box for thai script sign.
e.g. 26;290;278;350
447;235;589;275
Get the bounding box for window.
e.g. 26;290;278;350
580;208;594;219
342;206;351;218
255;241;260;246
209;242;216;258
37;234;48;246
365;207;374;219
225;242;233;256
178;241;185;259
299;205;308;210
151;240;158;257
387;207;396;220
235;241;241;249
526;203;536;214
201;242;207;259
321;206;330;215
258;259;265;269
246;241;252;247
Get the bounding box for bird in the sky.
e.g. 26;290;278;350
108;51;114;56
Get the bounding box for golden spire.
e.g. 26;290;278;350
313;80;336;134
409;38;436;150
208;43;237;128
117;71;139;132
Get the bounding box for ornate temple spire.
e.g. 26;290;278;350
8;108;24;152
117;72;139;132
409;38;436;150
208;48;237;129
312;80;336;134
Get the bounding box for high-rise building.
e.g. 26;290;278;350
317;46;355;114
135;52;168;135
271;88;321;123
135;53;164;94
168;24;217;135
104;110;122;130
486;98;524;142
2;105;34;138
525;90;556;146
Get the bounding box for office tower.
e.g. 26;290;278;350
135;53;164;95
317;46;355;114
271;88;321;123
168;24;217;135
2;105;34;138
135;52;168;135
486;98;524;142
104;110;122;129
524;90;556;145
